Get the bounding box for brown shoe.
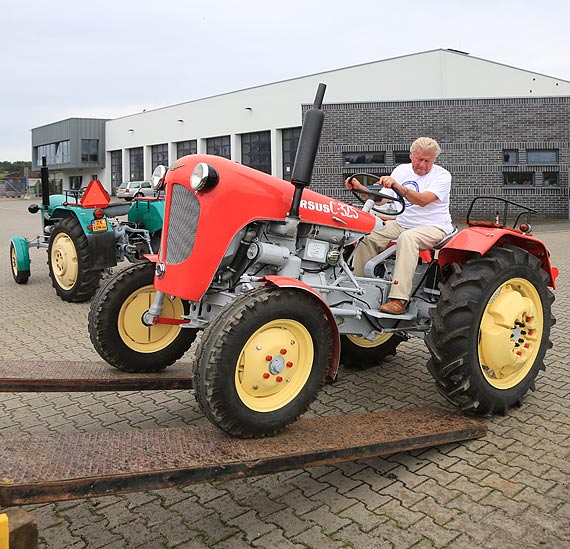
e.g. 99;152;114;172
379;299;406;315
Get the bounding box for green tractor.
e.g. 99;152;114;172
9;159;165;302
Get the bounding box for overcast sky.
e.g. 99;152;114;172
2;0;570;161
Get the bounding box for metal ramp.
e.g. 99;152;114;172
0;360;194;392
0;407;486;506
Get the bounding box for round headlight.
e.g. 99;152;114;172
190;162;219;192
151;165;167;191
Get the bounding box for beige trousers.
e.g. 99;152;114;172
353;221;446;301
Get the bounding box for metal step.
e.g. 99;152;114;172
0;407;486;505
0;360;193;392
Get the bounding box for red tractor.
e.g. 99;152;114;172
89;84;558;438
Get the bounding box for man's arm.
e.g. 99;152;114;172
378;176;439;207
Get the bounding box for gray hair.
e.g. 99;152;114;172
410;137;442;158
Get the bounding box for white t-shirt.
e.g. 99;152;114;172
388;163;454;235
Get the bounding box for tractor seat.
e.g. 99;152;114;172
103;202;132;218
432;226;459;250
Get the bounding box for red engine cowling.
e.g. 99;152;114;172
154;155;377;301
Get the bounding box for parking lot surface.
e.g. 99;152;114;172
1;198;569;548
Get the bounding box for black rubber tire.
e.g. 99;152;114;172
340;333;404;369
47;217;102;302
88;262;197;372
10;242;30;284
425;245;555;416
193;286;334;438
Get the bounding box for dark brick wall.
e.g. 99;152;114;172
308;97;570;220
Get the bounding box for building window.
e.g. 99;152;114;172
206;136;231;159
129;147;144;181
503;150;518;164
110;150;122;193
527;149;557;164
343;152;386;166
241;131;271;174
176;140;197;159
151;143;169;172
543;172;559;186
35;140;70;167
503;172;534;186
282;127;301;180
394;151;410;164
81;139;99;163
69;175;83;190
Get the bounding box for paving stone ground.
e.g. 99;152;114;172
1;198;569;548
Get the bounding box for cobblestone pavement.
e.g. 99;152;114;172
1;199;569;548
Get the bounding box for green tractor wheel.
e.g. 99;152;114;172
47;217;103;302
10;240;30;284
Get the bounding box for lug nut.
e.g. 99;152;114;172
286;361;293;368
276;376;283;383
265;355;272;361
263;372;270;379
280;348;287;355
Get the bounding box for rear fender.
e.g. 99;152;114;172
437;226;558;288
10;236;31;272
262;275;340;380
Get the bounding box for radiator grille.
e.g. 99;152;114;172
165;184;200;264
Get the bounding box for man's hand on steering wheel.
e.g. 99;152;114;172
344;173;406;216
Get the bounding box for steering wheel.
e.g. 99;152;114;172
347;173;406;216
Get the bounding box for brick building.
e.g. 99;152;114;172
314;96;570;219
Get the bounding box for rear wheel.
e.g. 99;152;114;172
425;245;555;415
10;241;30;284
47;217;102;302
89;262;197;372
193;286;333;438
340;333;404;369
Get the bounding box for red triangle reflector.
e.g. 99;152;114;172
80;180;110;208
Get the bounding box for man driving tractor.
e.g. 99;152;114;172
345;137;454;314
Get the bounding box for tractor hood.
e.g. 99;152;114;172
154;154;376;301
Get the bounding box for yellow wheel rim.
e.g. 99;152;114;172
50;233;78;290
478;277;543;389
118;284;185;352
235;319;314;412
10;246;18;275
346;333;393;348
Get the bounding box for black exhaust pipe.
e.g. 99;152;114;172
40;156;50;208
288;83;326;218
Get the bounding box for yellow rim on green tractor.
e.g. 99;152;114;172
50;233;79;290
10;245;18;275
235;319;314;412
478;277;543;389
118;284;185;352
346;333;393;348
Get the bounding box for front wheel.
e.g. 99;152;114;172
425;245;555;415
88;262;197;372
193;286;334;438
10;240;30;284
47;217;102;302
340;333;404;369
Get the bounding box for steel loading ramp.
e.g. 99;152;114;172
0;407;486;506
0;360;194;392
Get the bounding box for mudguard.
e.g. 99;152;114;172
262;275;341;380
10;236;31;272
128;198;165;233
437;225;558;288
